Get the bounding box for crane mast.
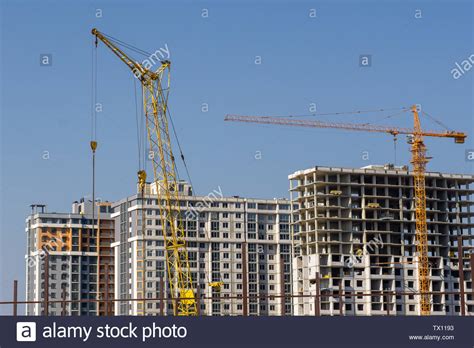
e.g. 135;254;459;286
225;105;466;316
410;105;430;315
92;29;197;316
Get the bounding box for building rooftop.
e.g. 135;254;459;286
289;164;474;180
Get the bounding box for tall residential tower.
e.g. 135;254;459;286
25;199;114;315
112;182;293;316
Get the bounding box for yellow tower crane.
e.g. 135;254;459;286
225;105;467;315
92;28;197;316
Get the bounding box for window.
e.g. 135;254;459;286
280;214;290;222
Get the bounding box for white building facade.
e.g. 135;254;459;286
112;182;293;316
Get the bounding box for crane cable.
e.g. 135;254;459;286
276;106;452;134
421;110;451;131
100;31;154;58
269;106;410;119
91;38;98;141
167;108;195;195
133;77;146;172
104;32;191;192
96;32;195;198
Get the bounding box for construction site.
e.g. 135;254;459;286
289;164;473;316
6;28;472;318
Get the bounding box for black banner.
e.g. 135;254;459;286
1;316;473;347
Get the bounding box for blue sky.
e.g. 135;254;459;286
0;0;473;311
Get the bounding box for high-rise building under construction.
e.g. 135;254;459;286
290;164;474;316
